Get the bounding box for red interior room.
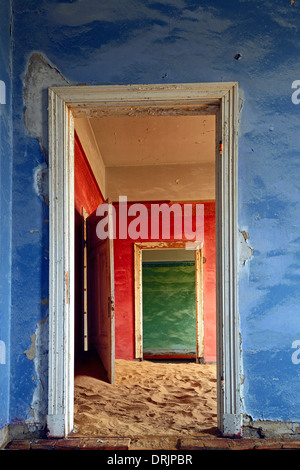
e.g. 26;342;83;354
74;128;216;366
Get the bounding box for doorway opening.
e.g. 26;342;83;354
47;83;241;439
72;113;217;437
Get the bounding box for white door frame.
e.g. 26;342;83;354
47;82;241;438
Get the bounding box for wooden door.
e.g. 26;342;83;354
86;202;115;383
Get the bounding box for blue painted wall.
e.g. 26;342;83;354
0;0;12;430
2;0;300;430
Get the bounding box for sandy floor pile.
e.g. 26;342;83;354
73;358;217;438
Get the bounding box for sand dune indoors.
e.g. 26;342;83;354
73;357;217;439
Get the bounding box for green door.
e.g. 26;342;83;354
142;261;196;358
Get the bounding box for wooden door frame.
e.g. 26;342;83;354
134;241;204;362
47;82;241;438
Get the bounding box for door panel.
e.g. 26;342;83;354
142;261;197;358
87;203;115;383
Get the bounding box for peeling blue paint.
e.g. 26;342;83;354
2;0;300;432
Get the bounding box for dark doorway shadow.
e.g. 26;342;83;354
75;350;109;383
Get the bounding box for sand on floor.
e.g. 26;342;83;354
73;358;218;438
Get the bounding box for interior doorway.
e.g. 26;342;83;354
72;112;217;437
47;83;241;438
73;113;216;435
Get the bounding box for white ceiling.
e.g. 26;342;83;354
75;113;216;201
89;114;215;167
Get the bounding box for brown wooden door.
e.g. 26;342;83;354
86;202;115;383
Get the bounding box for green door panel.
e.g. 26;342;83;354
142;262;196;355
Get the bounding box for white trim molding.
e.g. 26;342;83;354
47;82;241;438
48;90;75;437
215;84;241;436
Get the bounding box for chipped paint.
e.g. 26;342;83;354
33;164;49;205
23;53;69;205
23;52;69;161
65;272;69;305
25;318;49;425
238;230;254;268
24;334;36;361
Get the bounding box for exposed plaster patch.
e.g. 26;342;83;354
243;415;300;439
33;163;49;205
24;317;49;425
23;52;69;160
238;229;254;268
23;53;69;203
24;334;36;361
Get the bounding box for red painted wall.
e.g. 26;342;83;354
74;133;104;216
113;201;216;362
74;133;104;359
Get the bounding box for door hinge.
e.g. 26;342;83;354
108;296;114;317
219;141;223;155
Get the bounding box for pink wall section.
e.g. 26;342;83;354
202;203;216;363
113;202;216;363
